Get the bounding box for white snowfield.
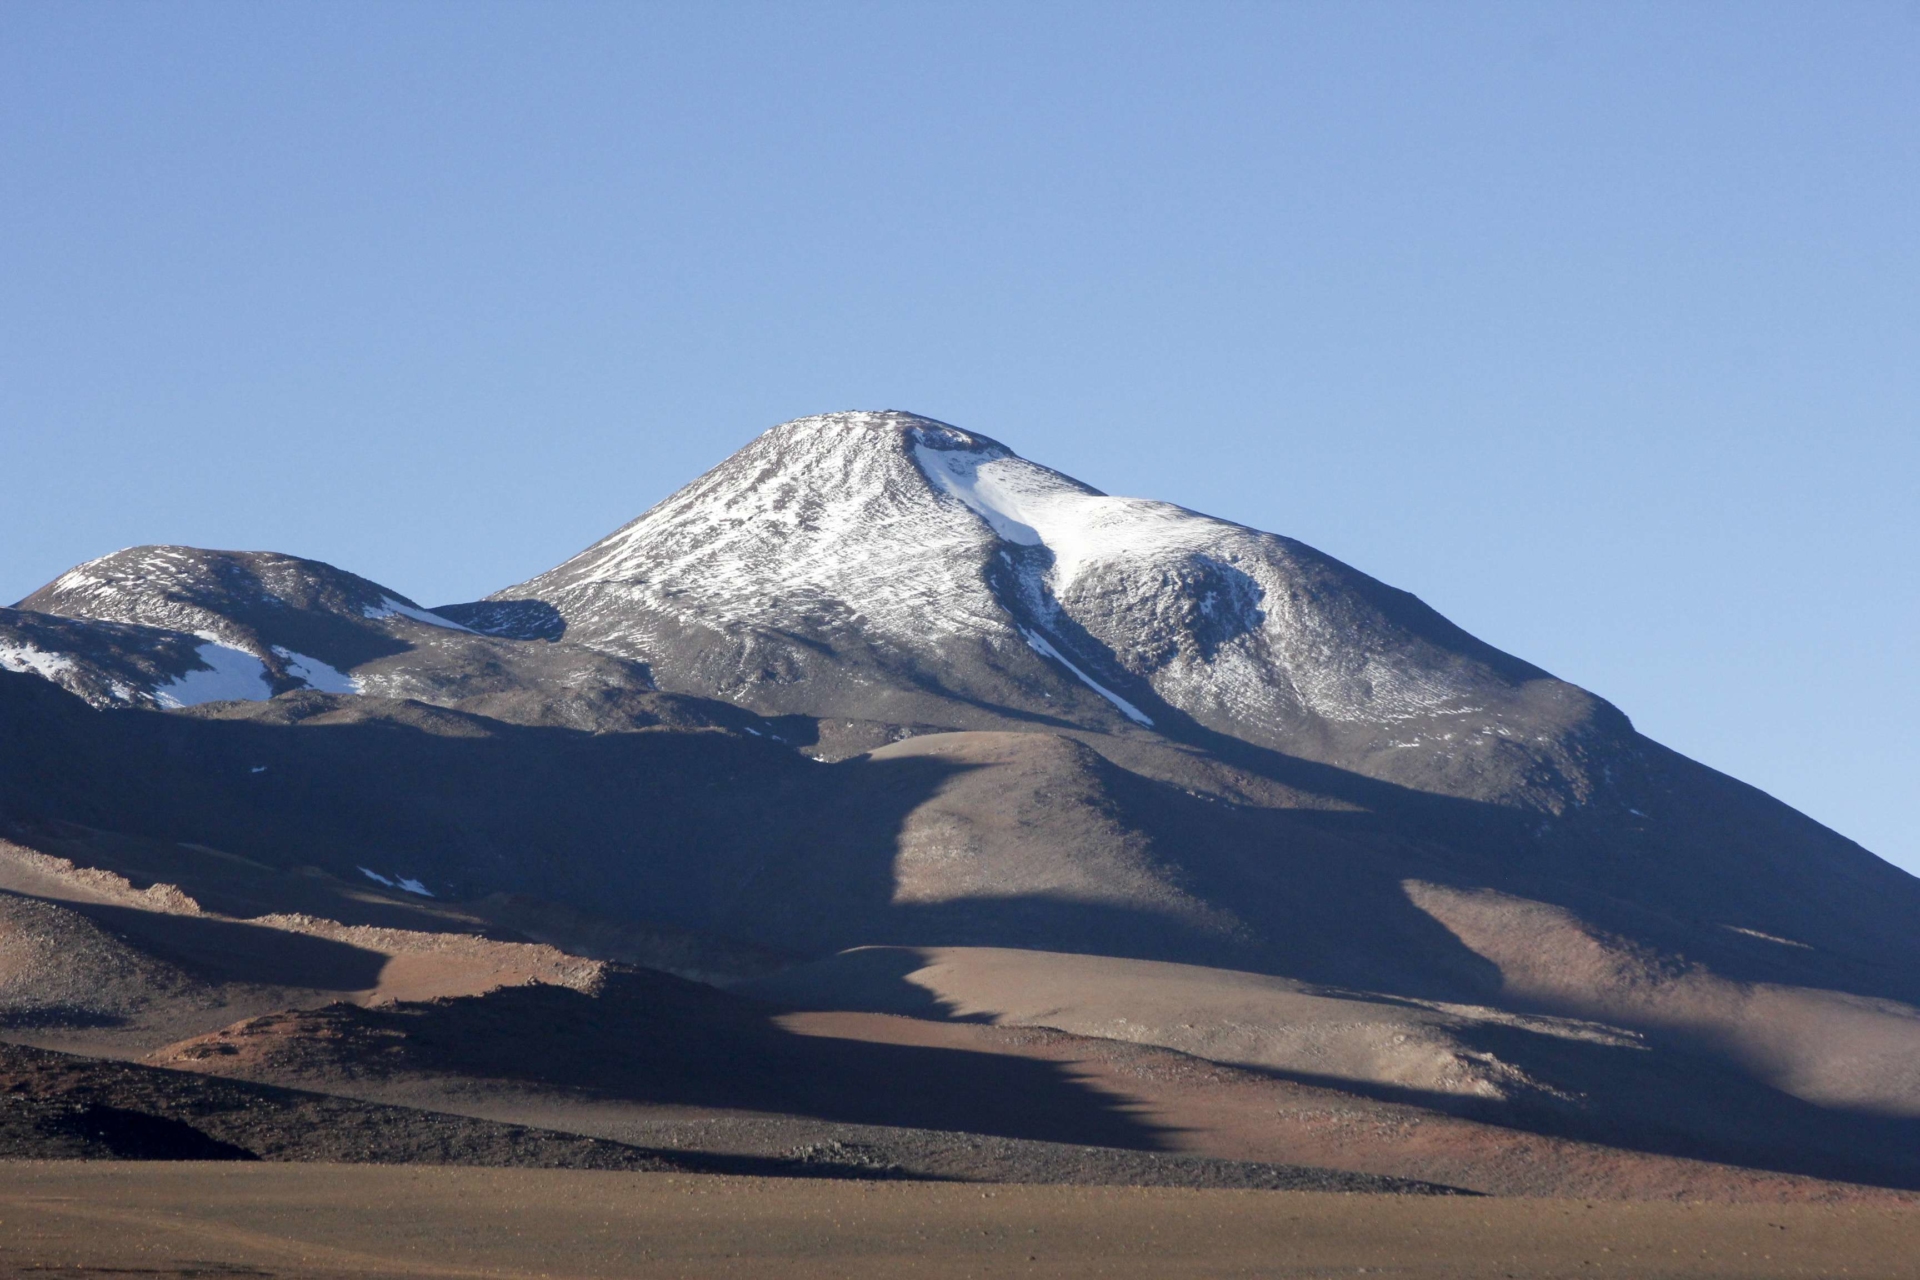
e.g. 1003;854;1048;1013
915;440;1219;590
272;646;363;695
4;634;358;708
362;596;475;633
908;428;1478;730
0;641;78;684
152;641;273;708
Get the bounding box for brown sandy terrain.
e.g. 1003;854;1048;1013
745;948;1920;1193
0;825;782;1001
772;1009;1920;1204
7;673;1920;1204
7;829;1918;1202
745;944;1642;1101
1404;881;1920;1117
141;977;1913;1203
4;1163;1920;1279
0;853;604;1059
5;1032;1443;1194
0;832;750;1056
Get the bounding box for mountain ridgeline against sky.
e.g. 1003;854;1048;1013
5;410;1920;1191
482;412;1616;811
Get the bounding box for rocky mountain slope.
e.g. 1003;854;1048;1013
3;547;769;735
488;412;1616;813
3;409;1917;1195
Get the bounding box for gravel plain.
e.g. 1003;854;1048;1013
3;1162;1919;1279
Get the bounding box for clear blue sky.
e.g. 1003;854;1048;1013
3;3;1915;871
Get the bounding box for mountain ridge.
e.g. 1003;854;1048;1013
482;411;1630;815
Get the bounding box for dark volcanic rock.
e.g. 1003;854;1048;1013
0;1039;684;1169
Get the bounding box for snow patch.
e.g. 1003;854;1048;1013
271;646;362;694
50;570;103;593
363;596;476;632
913;444;1045;546
0;642;77;682
359;866;432;896
1722;924;1812;949
152;642;272;708
1020;627;1154;726
913;442;1215;589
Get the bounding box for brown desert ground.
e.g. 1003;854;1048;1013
4;1162;1920;1279
6;832;1919;1203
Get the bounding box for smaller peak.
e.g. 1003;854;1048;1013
15;544;426;641
48;544;332;582
25;545;371;601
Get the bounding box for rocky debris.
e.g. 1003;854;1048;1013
0;1040;685;1169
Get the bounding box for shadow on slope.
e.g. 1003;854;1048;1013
159;968;1172;1153
9;667;1920;1155
1074;719;1920;1007
749;945;1920;1193
5;667;1916;1011
0;672;960;953
1258;1031;1920;1193
57;901;386;991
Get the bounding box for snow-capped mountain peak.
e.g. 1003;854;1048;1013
484;411;1613;809
11;546;539;711
4;412;1622;810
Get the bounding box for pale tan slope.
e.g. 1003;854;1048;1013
773;1008;1909;1202
737;943;1920;1189
741;944;1630;1103
0;831;787;1012
3;823;791;982
10;828;1911;1199
744;724;1920;1138
139;973;1905;1201
236;914;604;1003
0;837;608;1054
868;732;1242;937
1407;880;1920;1117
